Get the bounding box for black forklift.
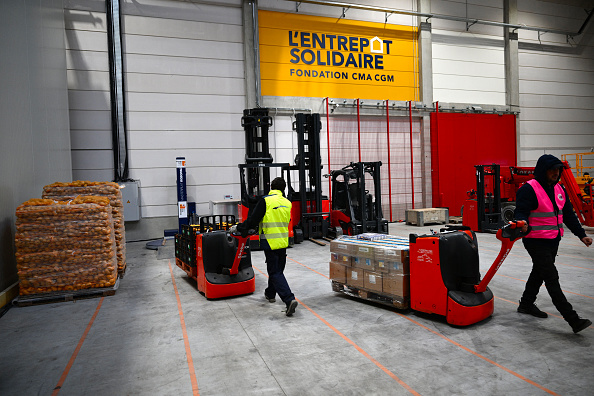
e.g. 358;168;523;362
329;161;388;236
286;113;330;245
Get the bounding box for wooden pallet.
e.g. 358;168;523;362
331;281;409;310
13;278;120;307
175;258;197;279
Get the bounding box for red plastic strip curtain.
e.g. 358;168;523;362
409;101;415;209
386;100;393;222
326;97;331;203
328;112;421;221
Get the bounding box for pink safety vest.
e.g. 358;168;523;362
525;179;564;239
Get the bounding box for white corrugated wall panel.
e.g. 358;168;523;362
66;0;247;222
517;0;594;165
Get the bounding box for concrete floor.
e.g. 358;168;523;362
0;222;592;396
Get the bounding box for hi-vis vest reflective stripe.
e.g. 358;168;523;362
259;190;292;250
525;179;564;239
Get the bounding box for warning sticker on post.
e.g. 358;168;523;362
178;201;188;218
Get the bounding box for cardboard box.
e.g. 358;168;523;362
329;262;347;283
347;268;364;288
382;273;410;298
349;243;375;259
330;252;352;266
352;256;375;271
364;270;383;293
330;239;353;255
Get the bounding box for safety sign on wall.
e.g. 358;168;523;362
258;10;419;101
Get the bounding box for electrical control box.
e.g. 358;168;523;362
121;180;140;222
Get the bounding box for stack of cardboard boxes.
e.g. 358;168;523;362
329;235;410;301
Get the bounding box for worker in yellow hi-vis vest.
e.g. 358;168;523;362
235;177;298;316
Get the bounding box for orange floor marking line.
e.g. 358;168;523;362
288;256;565;394
52;297;104;395
169;260;200;396
393;312;561;395
287;257;329;279
252;264;419;395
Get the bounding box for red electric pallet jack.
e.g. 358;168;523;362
409;220;528;326
194;230;256;299
176;215;256;299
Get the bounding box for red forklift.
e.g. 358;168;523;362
463;162;594;232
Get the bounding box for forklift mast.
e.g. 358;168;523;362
240;108;274;208
288;113;329;240
330;161;388;235
475;164;504;232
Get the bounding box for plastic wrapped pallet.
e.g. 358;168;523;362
15;196;118;295
42;181;126;274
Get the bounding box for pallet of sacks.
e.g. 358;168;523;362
329;234;410;309
42;181;126;275
14;196;119;302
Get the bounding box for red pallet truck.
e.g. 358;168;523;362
409;220;528;326
194;229;256;299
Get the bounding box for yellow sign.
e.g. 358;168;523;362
258;10;419;101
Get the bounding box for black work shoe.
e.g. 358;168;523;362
570;318;592;334
286;300;298;317
264;293;276;303
517;303;548;318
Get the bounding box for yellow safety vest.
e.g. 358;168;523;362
260;190;292;250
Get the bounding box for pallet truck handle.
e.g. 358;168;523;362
474;221;530;293
222;229;256;275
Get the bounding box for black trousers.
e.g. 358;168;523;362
521;240;578;322
264;248;295;307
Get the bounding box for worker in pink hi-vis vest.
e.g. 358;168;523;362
515;154;592;334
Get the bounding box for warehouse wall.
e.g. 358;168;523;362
62;0;593;242
516;1;594;165
0;0;71;303
431;1;507;105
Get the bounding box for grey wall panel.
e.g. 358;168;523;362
67;70;110;91
125;53;244;77
520;94;594;109
70;130;112;150
71;149;113;170
520;120;594;136
126;73;244;95
65;29;108;52
125;93;245;113
521;107;594;123
520;80;594;96
131;166;239;188
66;49;110;71
127;112;243;131
124;15;243;42
519;51;594;71
520;134;594;149
69;110;111;130
519;66;594;85
128;130;246;150
0;0;71;294
122;0;242;23
124;35;244;59
68;90;111;111
127;148;245;169
72;168;113;181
